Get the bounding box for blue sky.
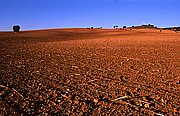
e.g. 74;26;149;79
0;0;179;30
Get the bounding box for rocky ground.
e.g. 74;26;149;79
0;29;180;115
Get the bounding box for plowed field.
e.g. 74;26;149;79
0;28;180;115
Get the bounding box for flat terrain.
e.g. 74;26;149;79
0;28;180;115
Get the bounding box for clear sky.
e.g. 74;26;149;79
0;0;179;31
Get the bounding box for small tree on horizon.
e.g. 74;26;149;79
123;26;126;29
113;25;118;29
13;25;20;32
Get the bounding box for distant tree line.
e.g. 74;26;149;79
87;27;102;29
163;26;180;32
141;24;155;28
129;24;158;29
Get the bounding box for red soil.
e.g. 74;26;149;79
0;28;180;115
